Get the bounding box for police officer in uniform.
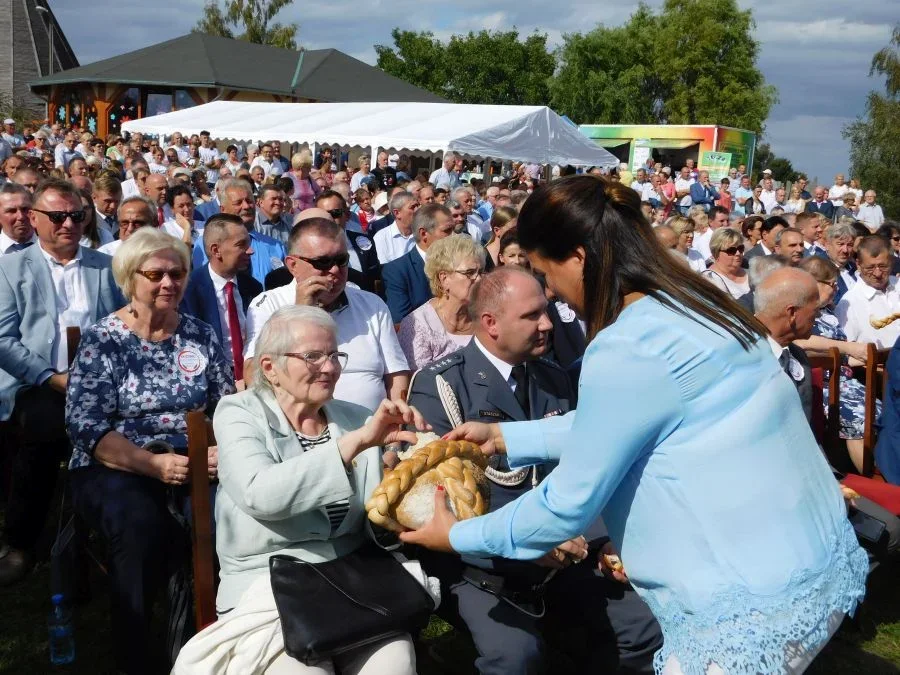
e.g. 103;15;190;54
407;267;661;674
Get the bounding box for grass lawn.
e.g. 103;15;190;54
1;554;898;674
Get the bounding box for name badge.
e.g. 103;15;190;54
356;237;373;251
478;410;503;420
543;409;563;418
177;346;207;377
787;358;805;383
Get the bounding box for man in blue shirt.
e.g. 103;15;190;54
192;178;285;286
689;171;720;212
733;175;754;215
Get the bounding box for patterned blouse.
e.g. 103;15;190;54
66;313;235;470
397;301;472;371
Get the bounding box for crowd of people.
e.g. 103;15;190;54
0;118;898;675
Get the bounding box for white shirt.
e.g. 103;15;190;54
686;248;707;273
148;162;168;175
0;231;36;256
759;189;778;213
199;146;220;184
251;157;274;178
428;167;460;189
349;170;370;192
373;222;415;264
209;266;247;366
161;218;204;243
244;284;409;411
79;227;114;249
473;337;517;391
835;277;900;348
121;177;140;199
828;184;848;207
692;228;713;261
39;244;91;372
856;204;885;231
674;177;694;208
97;239;124;257
467;212;489;238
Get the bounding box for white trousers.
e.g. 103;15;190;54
264;635;416;675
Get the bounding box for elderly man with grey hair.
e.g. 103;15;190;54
98;196;158;256
192;178;286;285
818;220;859;304
382;203;456;323
429;151;461;190
373;191;419;264
452;186;489;242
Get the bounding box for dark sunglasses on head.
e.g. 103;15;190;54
134;268;187;283
31;208;86;224
295;253;350;271
326;208;344;218
722;245;745;256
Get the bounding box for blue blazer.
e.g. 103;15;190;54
0;245;125;420
382;248;431;324
180;264;262;346
689;181;719;209
875;337;900;485
805;200;835;220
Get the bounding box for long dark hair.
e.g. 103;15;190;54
517;175;766;349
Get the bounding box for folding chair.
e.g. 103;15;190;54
186;410;218;631
863;343;891;477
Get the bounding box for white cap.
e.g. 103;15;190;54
388;153;399;168
3;118;14;125
372;191;389;213
762;168;772;174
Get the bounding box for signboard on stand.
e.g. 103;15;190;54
699;151;732;182
630;139;652;173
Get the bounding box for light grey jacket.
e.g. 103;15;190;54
213;387;383;612
0;244;124;420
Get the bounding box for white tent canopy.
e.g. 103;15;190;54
120;101;618;167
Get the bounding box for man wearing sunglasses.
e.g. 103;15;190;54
315;190;381;294
244;217;410;412
0;179;124;585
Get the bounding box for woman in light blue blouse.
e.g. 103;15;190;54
402;176;868;674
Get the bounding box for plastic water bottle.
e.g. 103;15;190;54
48;593;75;665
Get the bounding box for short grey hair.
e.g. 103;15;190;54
117;195;156;223
251;305;338;391
413;203;452;243
216;178;253;202
451;187;470;202
389;191;415;213
825;221;857;242
748;254;788;289
774;227;803;246
0;182;31;200
112;227;191;300
445;199;462;210
709;228;743;258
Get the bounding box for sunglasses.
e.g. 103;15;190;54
31;208;86;224
294;253;350;271
135;268;187;282
326;208;344;218
722;245;745;256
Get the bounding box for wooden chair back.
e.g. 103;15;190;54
863;343;891;477
808;348;841;456
186;410;218;631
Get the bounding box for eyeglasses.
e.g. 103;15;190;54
860;264;891;274
120;219;148;229
283;351;348;370
134;268;187;282
721;245;745;256
31;208;86;224
326;208;344;218
294;253;350;271
818;280;839;289
453;267;483;280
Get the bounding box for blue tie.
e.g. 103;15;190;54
8;241;33;253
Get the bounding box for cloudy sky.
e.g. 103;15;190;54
49;0;892;183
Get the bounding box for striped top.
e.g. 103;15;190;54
295;427;350;533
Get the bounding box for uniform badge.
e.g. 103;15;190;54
177;346;207;377
478;371;487;380
543;409;563;418
357;237;373;251
479;410;503;419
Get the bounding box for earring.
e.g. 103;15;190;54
126;303;136;315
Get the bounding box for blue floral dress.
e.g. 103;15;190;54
812;308;879;439
66;313;235;469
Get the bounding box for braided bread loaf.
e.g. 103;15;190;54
366;439;490;532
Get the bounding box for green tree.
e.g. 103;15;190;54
844;25;900;218
375;29;555;105
193;0;298;50
550;0;776;133
753;143;799;184
549;5;663;124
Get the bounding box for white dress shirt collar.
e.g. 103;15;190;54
0;231;36;254
208;265;236;291
415;245;428;262
858;277;895;301
473;336;517;385
39;242;83;266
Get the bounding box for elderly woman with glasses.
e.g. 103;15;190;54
175;304;427;675
66;227;234;674
398;235;484;370
795;256;880;473
701;228;750;299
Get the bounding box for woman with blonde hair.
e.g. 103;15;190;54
786;184;807;214
668;215;707;272
288;150;319;212
701;227;750;299
397;234;484;369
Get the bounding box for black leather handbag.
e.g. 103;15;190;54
269;544;435;665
